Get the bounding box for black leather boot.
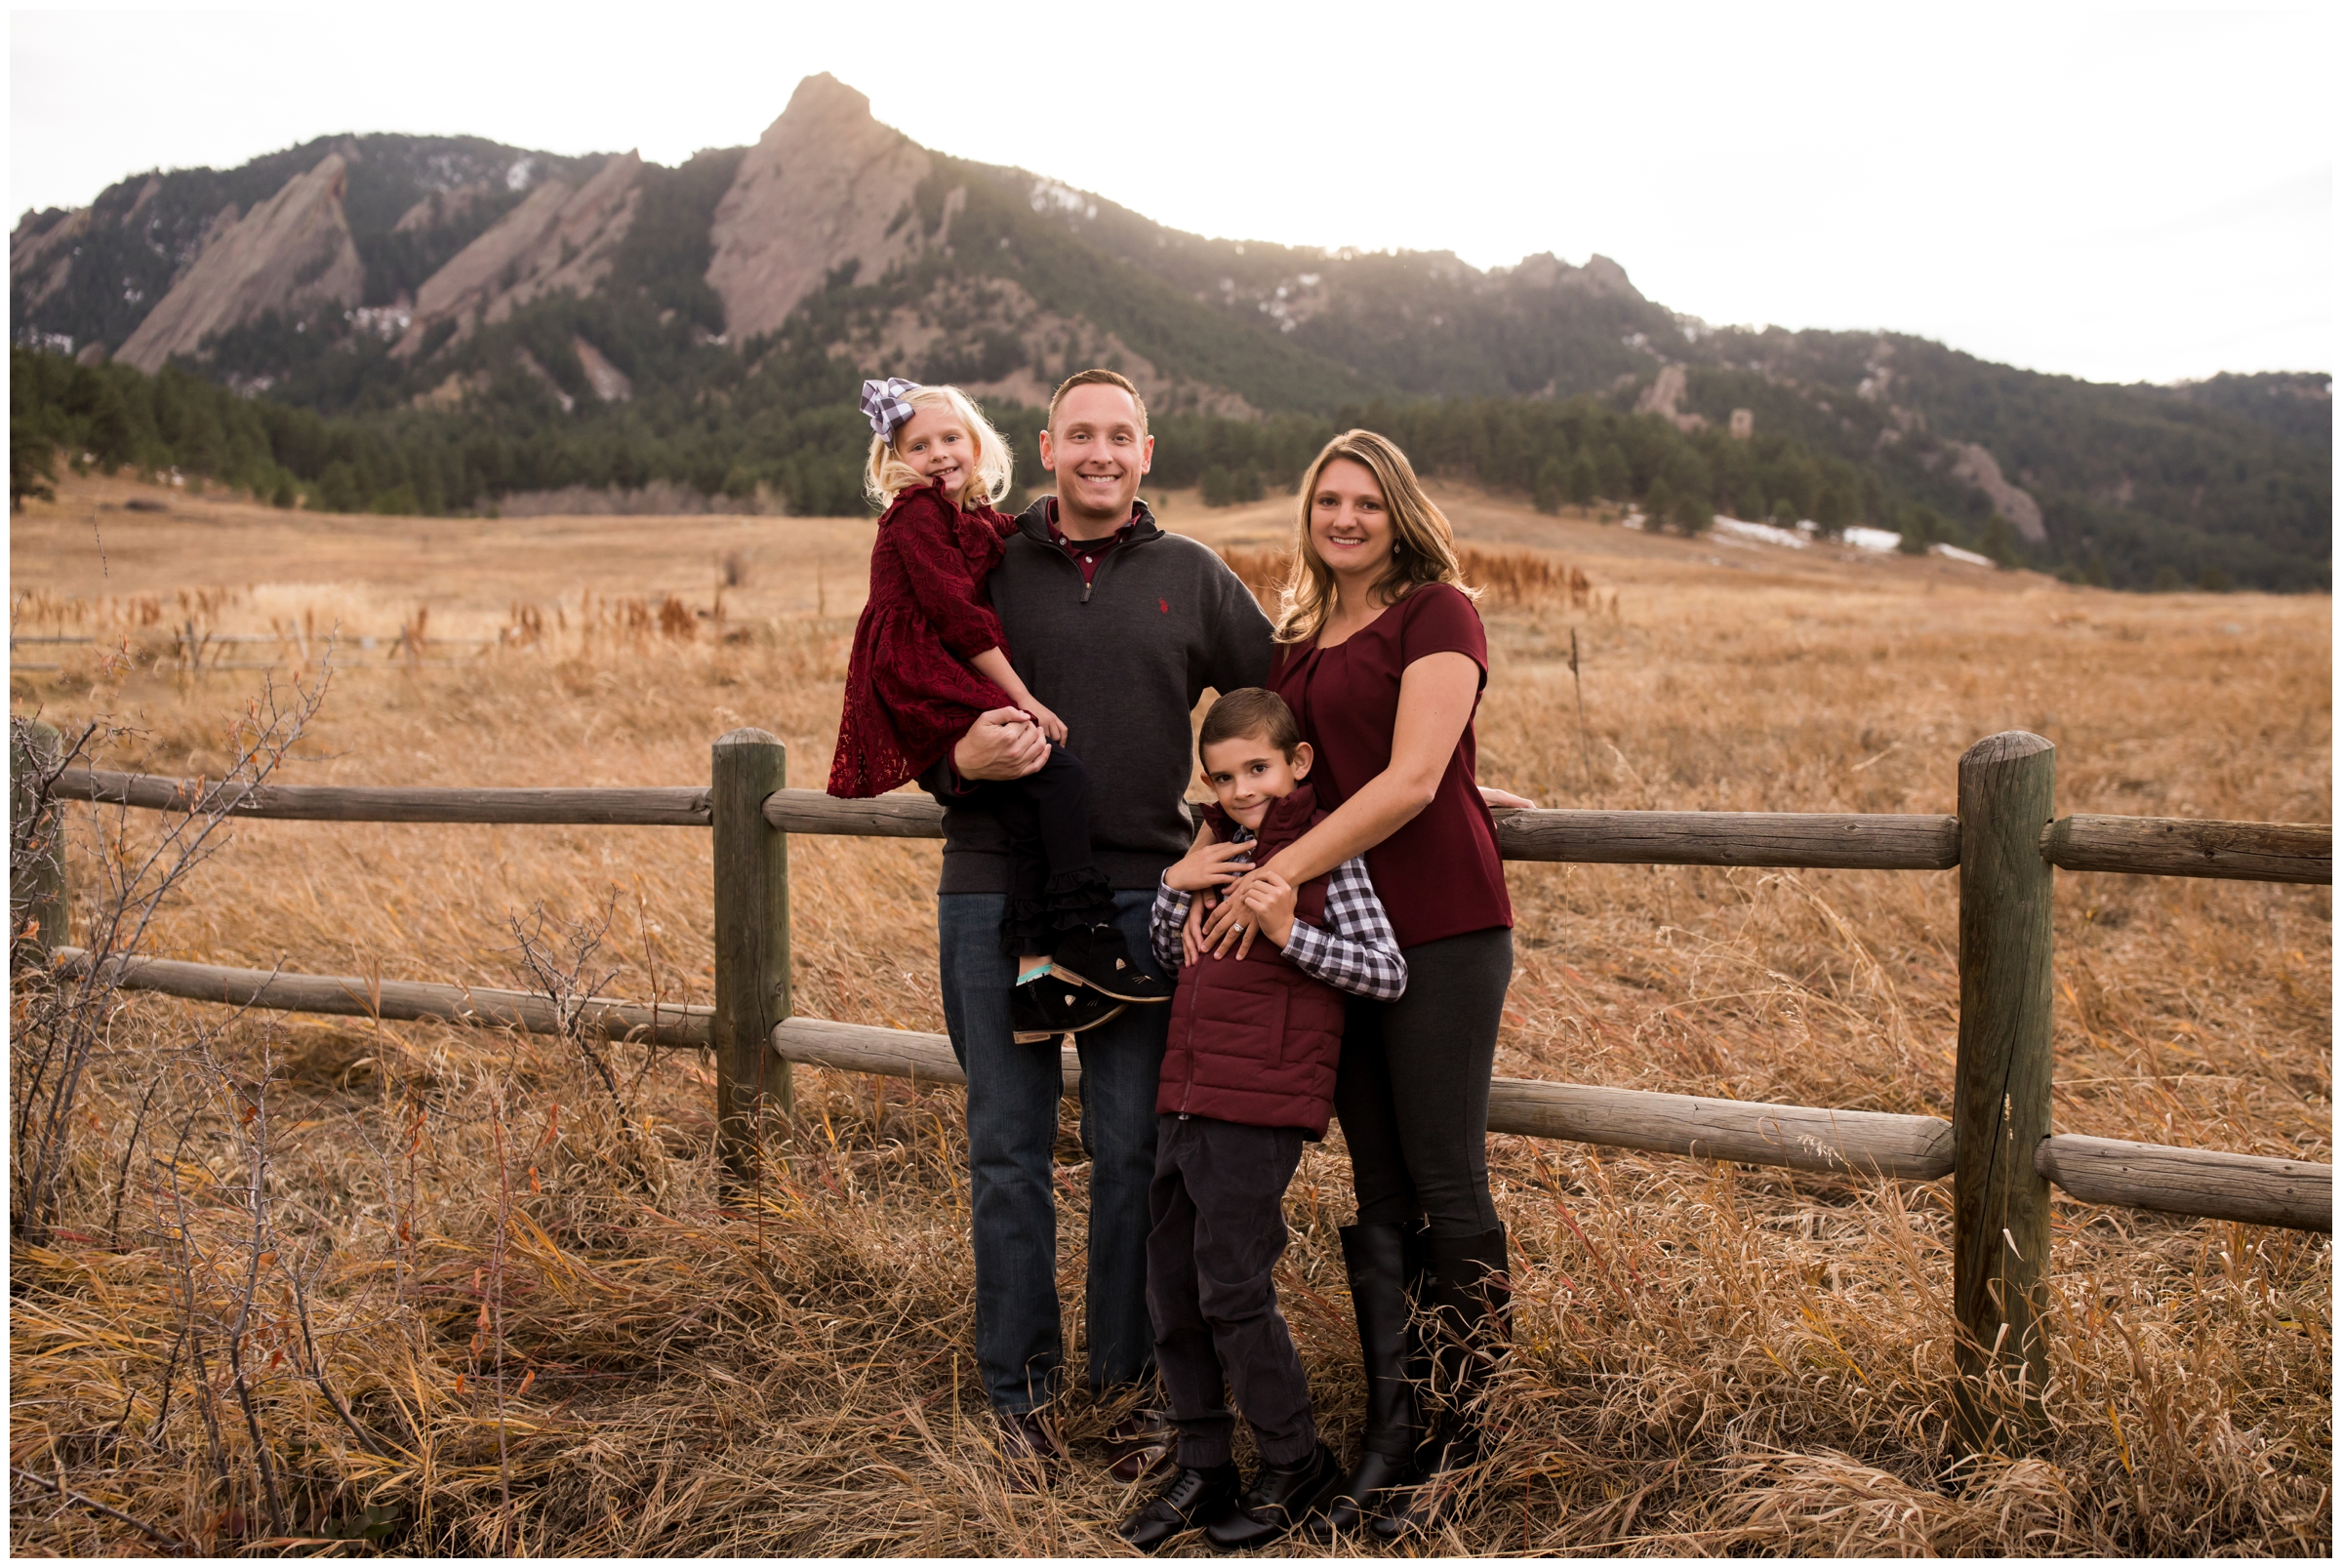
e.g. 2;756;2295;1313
1118;1462;1241;1551
1203;1441;1341;1550
1372;1224;1510;1541
1308;1224;1423;1540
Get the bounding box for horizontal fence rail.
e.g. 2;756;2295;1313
2039;814;2332;884
53;768;712;826
42;946;2328;1232
53;947;711;1046
39;769;2337;887
48;771;2329;884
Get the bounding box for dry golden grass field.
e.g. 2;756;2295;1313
8;470;2332;1555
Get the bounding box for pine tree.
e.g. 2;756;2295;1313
1534;456;1567;515
1566;453;1596;505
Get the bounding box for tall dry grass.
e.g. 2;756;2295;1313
7;475;2330;1554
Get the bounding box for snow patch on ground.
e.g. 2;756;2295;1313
1929;543;1997;568
1841;526;1902;553
1710;515;1809;549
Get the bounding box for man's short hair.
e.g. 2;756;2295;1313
1048;368;1149;435
1199;688;1303;760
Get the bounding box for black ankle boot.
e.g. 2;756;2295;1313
1372;1224;1510;1541
1049;920;1169;1003
1203;1441;1340;1550
1118;1462;1241;1551
1309;1223;1424;1540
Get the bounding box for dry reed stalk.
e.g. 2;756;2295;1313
8;480;2328;1554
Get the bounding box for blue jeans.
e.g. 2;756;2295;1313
938;889;1167;1415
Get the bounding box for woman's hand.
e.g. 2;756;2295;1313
1164;837;1253;895
1237;871;1298;949
1479;784;1538;810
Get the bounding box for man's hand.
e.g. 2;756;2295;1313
1164;837;1253;895
952;707;1048;782
1237;871;1298;949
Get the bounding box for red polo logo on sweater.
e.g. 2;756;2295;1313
1159;597;1169;614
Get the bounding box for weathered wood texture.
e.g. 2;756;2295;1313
11;721;68;956
1482;1080;1955;1179
2039;1135;2330;1233
711;730;791;1179
50;947;711;1044
1494;809;1961;869
1953;731;2058;1438
769;1016;1950;1175
763;787;947;839
51;768;711;825
757;788;1963;868
2040;814;2331;885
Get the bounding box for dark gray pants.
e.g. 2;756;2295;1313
1146;1114;1317;1468
1335;926;1514;1236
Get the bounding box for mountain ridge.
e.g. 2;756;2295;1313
10;74;2328;591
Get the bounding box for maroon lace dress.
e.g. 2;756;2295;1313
828;479;1021;798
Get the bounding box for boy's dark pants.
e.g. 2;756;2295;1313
1147;1112;1317;1469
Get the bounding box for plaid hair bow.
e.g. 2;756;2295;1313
860;378;923;441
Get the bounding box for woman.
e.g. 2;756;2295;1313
1191;429;1522;1540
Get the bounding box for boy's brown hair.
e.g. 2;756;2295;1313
1048;368;1150;434
1199;688;1303;760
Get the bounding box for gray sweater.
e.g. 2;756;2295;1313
923;498;1274;893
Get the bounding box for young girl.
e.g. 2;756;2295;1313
828;378;1167;1035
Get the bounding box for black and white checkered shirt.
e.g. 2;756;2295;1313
1149;828;1407;1002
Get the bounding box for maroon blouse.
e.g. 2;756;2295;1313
828;480;1019;798
1268;582;1512;949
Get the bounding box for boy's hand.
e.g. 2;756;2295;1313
1238;871;1298;949
1181;892;1212;967
1164;837;1253;895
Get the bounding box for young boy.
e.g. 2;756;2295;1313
1117;688;1407;1552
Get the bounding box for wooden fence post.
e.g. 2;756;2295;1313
1953;730;2056;1449
11;720;67;961
711;728;790;1184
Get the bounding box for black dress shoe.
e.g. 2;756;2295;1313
996;1408;1064;1492
1049;921;1170;1002
1118;1463;1241;1551
1203;1441;1340;1550
1101;1408;1176;1483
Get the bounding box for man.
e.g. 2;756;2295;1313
927;370;1274;1485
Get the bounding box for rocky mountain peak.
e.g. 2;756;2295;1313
114;153;364;372
705;73;944;342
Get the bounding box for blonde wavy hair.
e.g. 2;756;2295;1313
863;384;1016;510
1273;428;1474;644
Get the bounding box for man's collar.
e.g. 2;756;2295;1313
1023;495;1154;544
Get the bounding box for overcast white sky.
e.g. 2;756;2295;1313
10;4;2332;385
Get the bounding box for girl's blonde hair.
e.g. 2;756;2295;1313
863;384;1016;510
1273;428;1475;643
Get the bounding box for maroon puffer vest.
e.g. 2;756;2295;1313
1156;786;1349;1138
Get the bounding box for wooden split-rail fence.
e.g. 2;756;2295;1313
14;727;2333;1451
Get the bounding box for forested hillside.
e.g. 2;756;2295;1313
11;76;2327;591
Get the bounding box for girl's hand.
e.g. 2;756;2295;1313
1018;696;1069;745
1164;837;1253;895
1238;871;1298;949
1480;784;1538;810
